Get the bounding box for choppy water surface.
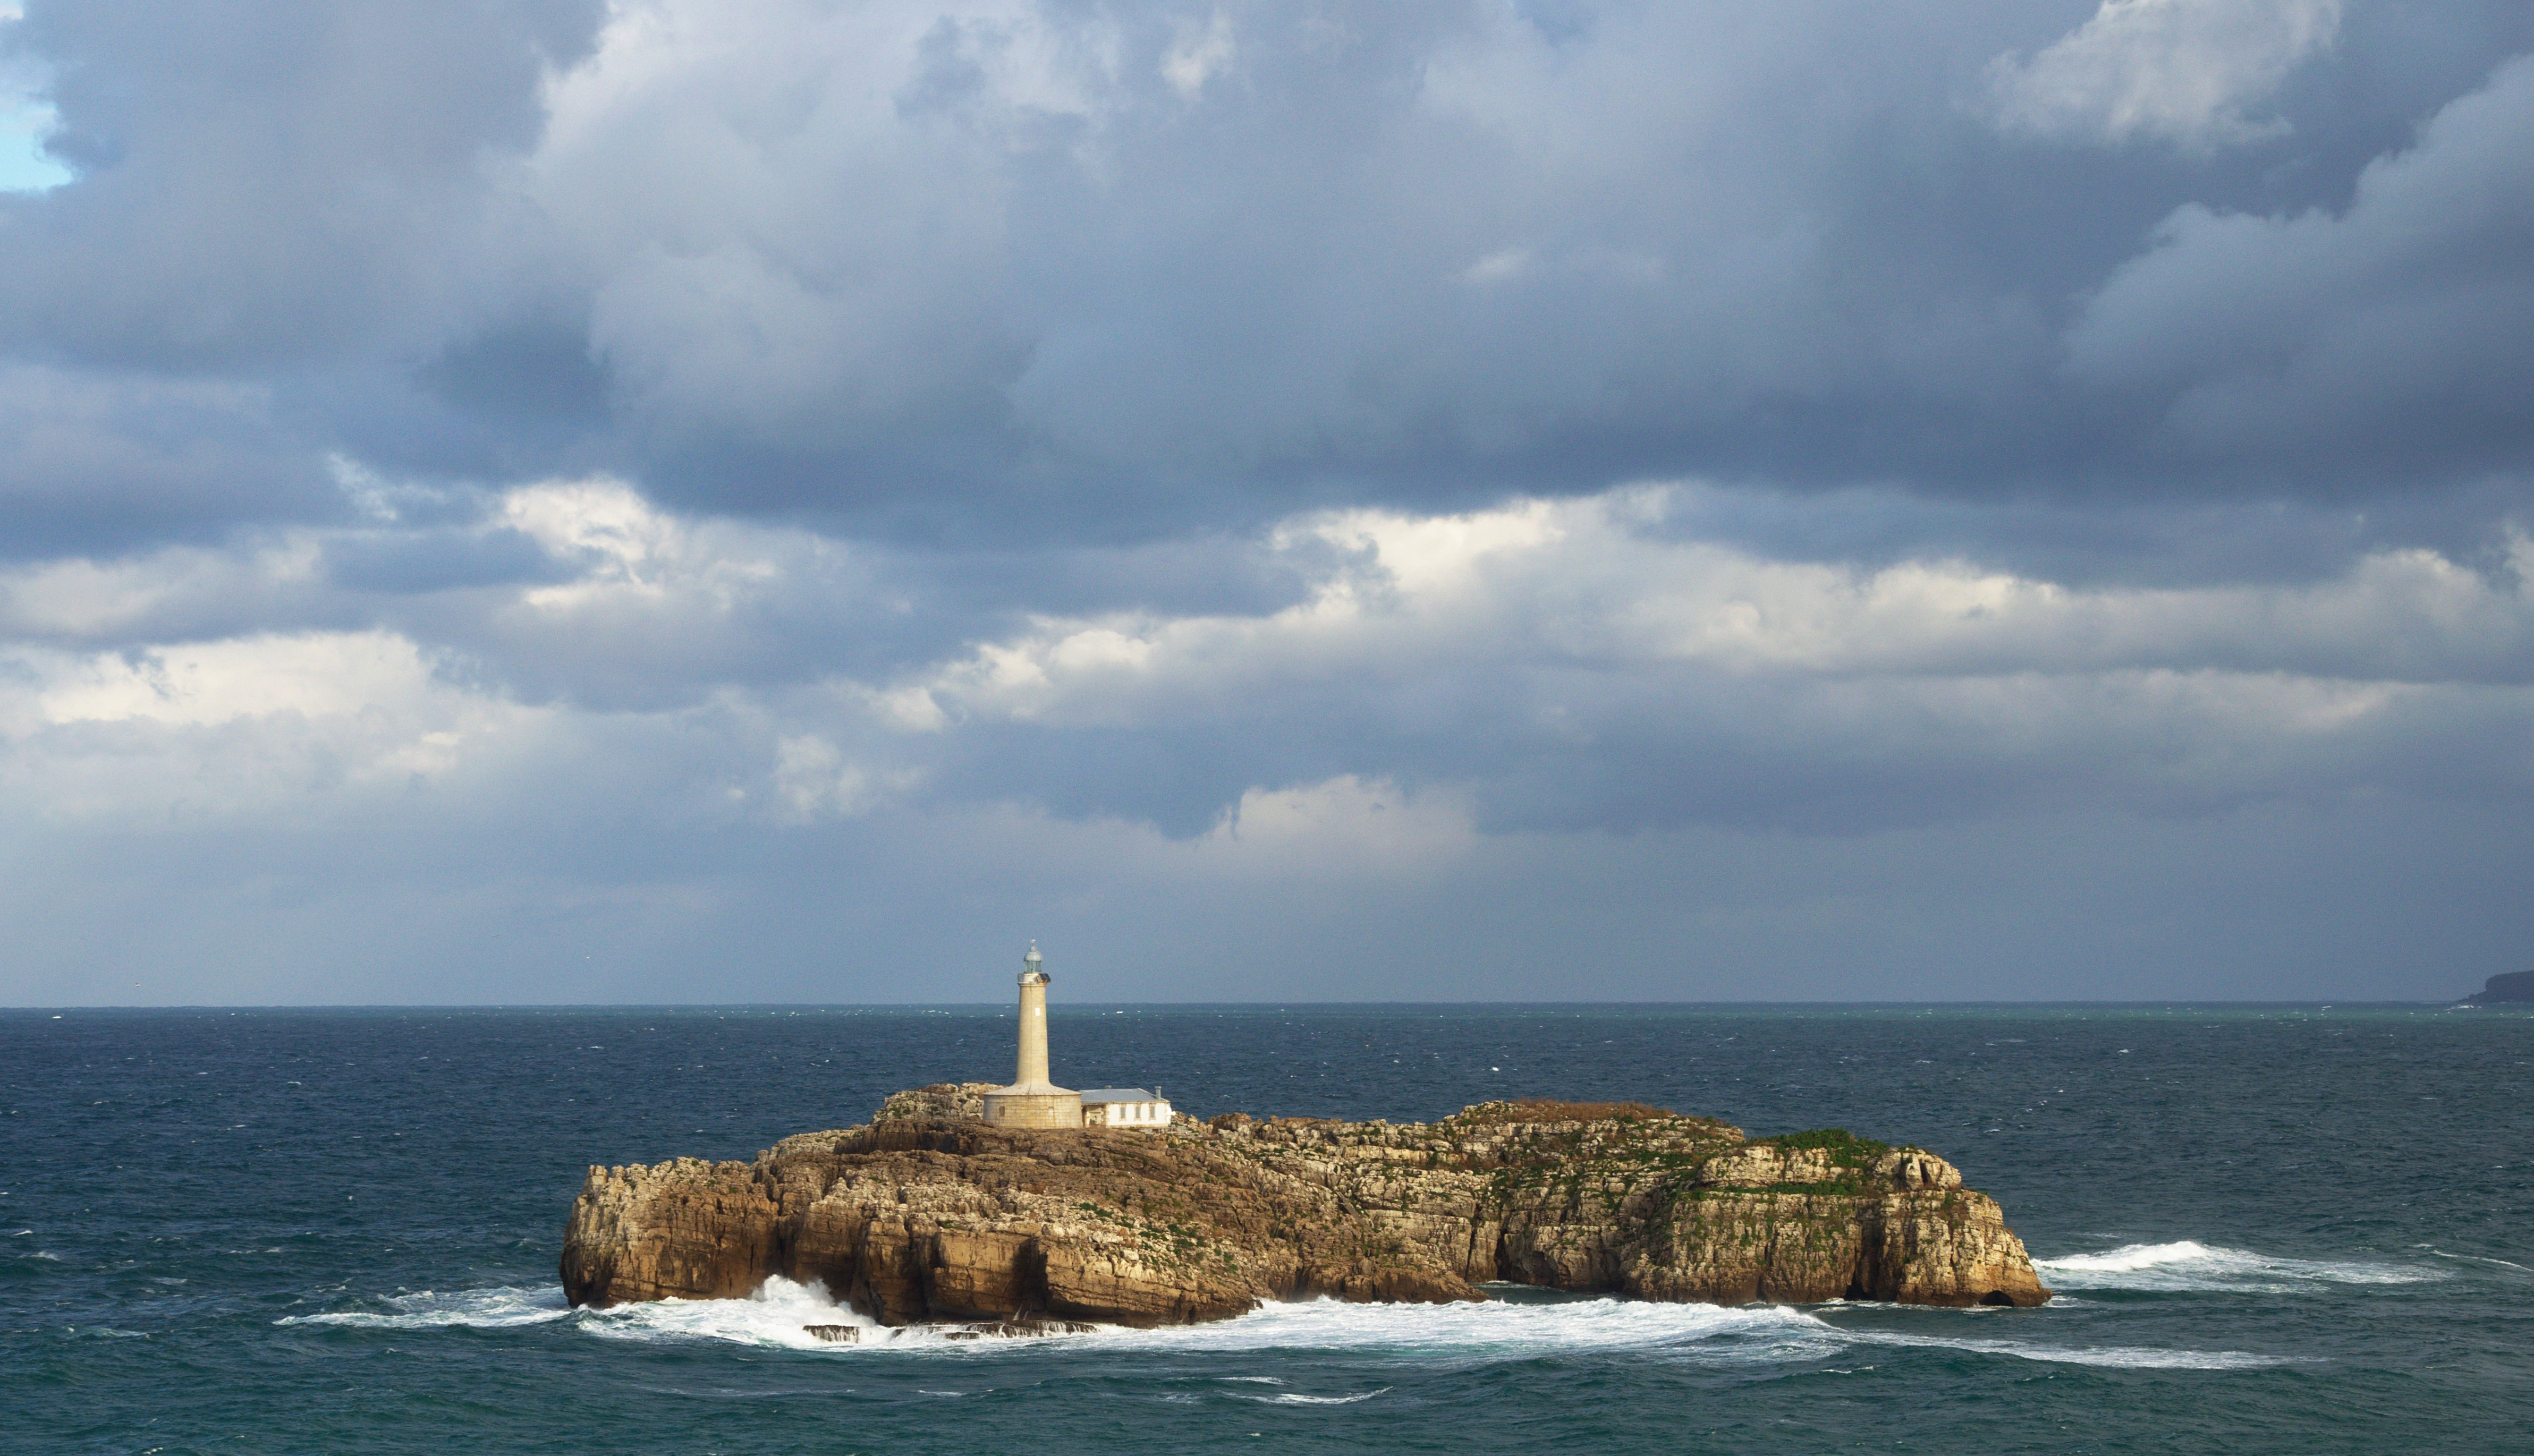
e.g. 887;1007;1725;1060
4;1004;2528;1453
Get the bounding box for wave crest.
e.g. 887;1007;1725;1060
279;1279;2294;1375
2034;1240;2444;1292
279;1285;574;1330
1846;1330;2293;1370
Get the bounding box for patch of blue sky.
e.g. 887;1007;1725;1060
0;96;71;191
2;5;71;192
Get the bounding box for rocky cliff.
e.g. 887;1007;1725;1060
561;1086;2048;1324
2462;970;2533;1004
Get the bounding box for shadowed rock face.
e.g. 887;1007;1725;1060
2462;970;2533;1004
561;1087;2049;1324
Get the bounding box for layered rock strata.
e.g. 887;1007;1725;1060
562;1086;2048;1325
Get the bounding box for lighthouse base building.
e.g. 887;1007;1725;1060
979;1083;1083;1128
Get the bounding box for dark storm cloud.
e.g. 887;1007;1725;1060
0;0;601;367
0;0;607;552
0;364;337;558
4;1;2531;554
2067;53;2534;486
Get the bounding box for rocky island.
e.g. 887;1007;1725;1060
564;952;2046;1329
562;1082;2049;1325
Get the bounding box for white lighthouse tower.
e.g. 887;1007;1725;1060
980;942;1084;1129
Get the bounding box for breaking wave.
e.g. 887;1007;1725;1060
577;1278;893;1350
1093;1293;1838;1368
2033;1241;2445;1293
1135;1300;2285;1373
280;1278;877;1348
2418;1247;2531;1273
1842;1330;2294;1370
280;1285;575;1330
279;1279;2290;1373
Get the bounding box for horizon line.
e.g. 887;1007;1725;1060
3;997;2486;1013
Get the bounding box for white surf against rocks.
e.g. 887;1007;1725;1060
2033;1241;2445;1292
1094;1293;1840;1368
282;1278;2290;1373
577;1277;894;1349
287;1277;990;1351
1109;1297;2284;1374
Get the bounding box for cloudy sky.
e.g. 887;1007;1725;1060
2;0;2529;1005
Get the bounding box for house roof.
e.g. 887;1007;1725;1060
1077;1088;1160;1103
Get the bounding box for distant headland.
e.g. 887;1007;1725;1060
560;946;2049;1328
2460;971;2534;1004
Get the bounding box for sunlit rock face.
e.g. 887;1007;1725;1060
561;1087;2048;1325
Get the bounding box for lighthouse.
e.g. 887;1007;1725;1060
980;942;1084;1129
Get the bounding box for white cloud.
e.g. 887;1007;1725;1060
854;485;2534;835
1196;774;1475;876
0;475;2527;864
2;631;551;820
1462;247;1532;285
912;489;2534;737
1984;0;2341;149
33;631;445;728
773;733;921;819
503;477;690;604
486;476;828;690
0;540;319;640
1161;11;1233;100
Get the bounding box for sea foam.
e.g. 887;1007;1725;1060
2033;1241;2444;1292
280;1285;575;1330
578;1277;893;1350
282;1279;2290;1374
1842;1330;2294;1370
282;1277;886;1347
1110;1297;2282;1374
1088;1292;1838;1368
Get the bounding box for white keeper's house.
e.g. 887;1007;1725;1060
1078;1088;1172;1128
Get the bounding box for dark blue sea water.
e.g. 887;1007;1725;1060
4;1004;2529;1454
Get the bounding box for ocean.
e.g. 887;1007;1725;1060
4;1004;2528;1454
